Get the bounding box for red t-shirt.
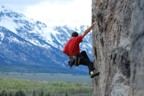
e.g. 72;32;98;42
63;35;83;57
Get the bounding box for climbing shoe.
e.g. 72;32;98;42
90;72;100;78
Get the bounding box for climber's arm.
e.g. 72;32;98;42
82;20;96;38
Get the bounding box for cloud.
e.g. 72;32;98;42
0;0;92;26
24;0;92;26
1;0;43;5
0;0;43;13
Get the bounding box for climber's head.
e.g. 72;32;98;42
71;32;78;37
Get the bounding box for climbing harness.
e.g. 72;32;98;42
68;55;80;66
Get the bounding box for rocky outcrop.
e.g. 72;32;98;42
92;0;144;96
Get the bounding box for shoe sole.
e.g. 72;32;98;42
91;72;100;78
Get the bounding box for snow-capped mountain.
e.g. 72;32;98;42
0;6;93;74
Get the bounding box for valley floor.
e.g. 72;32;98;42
0;72;91;84
0;73;92;96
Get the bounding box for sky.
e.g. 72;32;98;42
0;0;92;26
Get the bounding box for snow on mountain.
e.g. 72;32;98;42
0;6;93;74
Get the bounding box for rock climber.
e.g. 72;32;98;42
63;20;100;78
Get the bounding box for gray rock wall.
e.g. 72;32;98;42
92;0;144;96
130;0;144;96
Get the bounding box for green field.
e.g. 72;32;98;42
0;73;91;83
0;73;93;96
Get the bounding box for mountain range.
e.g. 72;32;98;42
0;6;93;74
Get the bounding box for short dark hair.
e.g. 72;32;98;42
71;32;78;37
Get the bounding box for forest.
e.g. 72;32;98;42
0;78;92;96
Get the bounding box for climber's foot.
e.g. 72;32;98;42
90;72;100;78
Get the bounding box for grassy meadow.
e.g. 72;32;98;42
0;73;93;96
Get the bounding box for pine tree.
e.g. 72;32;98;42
39;90;44;96
1;90;8;96
15;90;25;96
65;92;68;96
32;90;36;96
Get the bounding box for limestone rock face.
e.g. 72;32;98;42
92;0;144;96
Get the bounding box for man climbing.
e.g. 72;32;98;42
63;20;100;78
